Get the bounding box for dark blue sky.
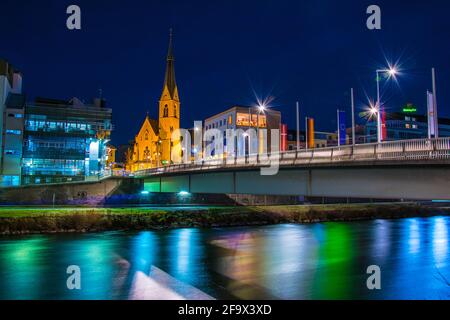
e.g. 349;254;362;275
1;0;450;145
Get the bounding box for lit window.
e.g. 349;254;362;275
1;175;20;186
6;129;21;135
8;113;23;118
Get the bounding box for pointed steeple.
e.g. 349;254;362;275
167;28;174;61
161;28;178;100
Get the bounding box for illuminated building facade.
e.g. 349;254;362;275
127;31;182;171
365;107;450;142
1;59;113;187
204;105;281;158
106;144;117;168
0;59;24;186
21;97;112;185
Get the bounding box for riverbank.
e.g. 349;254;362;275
0;203;449;235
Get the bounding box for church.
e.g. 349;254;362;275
126;31;182;172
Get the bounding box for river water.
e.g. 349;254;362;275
0;216;449;300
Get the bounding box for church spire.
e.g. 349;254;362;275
167;28;174;61
161;28;177;100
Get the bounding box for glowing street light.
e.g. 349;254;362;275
387;67;398;77
369;104;378;116
375;64;399;143
252;95;275;156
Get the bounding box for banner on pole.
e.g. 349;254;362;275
427;91;437;137
338;110;346;145
307;118;315;149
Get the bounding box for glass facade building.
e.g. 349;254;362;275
365;111;450;143
1;59;114;187
21;97;112;185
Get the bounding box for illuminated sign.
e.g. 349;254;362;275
402;104;417;113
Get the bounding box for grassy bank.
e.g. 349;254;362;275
0;203;448;235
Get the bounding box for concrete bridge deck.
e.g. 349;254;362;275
136;138;450;200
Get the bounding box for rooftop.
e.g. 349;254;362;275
205;105;281;122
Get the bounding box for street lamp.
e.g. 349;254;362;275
256;104;267;156
369;106;378;116
375;66;398;143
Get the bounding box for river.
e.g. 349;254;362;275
0;216;449;300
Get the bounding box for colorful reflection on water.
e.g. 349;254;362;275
0;216;449;300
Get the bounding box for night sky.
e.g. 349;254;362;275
1;0;450;146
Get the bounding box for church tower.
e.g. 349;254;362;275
159;29;181;165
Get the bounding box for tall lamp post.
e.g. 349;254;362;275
351;88;355;146
375;67;398;143
256;104;267;156
296;101;300;151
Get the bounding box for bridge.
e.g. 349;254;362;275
133;138;450;201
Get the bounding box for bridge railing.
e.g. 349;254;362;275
134;137;450;177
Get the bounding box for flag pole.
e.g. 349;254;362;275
427;90;431;139
351;88;355;145
296;101;300;151
337;109;340;146
305;117;308;150
432;68;439;138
